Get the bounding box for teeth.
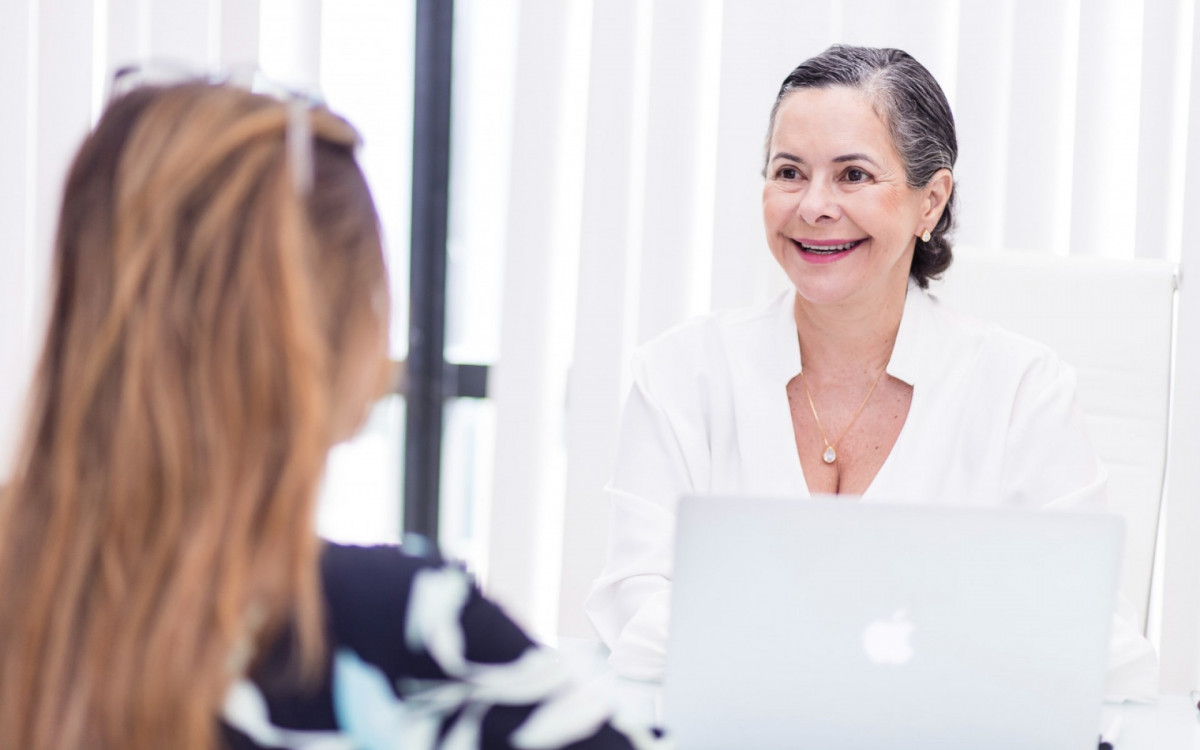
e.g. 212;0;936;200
799;240;860;252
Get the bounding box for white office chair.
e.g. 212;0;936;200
933;247;1179;635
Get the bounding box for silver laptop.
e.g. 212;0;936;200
663;496;1122;750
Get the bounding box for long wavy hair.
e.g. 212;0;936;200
0;82;388;750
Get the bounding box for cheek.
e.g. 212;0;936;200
761;189;793;230
875;187;925;222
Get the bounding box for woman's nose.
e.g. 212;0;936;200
796;179;841;225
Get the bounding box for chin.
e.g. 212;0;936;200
786;270;860;307
787;262;910;310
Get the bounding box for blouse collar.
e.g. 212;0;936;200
774;279;933;387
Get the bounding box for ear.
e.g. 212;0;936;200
921;168;954;226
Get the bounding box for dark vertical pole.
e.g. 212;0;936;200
406;0;454;541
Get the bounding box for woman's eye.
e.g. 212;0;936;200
844;167;870;183
777;166;800;180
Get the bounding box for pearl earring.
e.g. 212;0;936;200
920;229;932;243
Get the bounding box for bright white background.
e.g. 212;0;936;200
3;0;1200;691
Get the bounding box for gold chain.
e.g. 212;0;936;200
799;366;887;465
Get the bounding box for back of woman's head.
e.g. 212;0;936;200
0;81;387;750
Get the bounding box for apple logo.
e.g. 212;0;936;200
861;609;915;665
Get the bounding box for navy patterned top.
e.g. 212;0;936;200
220;544;661;750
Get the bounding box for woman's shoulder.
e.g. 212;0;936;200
320;542;435;616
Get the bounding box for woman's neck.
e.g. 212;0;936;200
793;280;909;379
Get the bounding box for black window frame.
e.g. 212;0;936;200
403;0;489;542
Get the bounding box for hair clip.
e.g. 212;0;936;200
107;62;324;196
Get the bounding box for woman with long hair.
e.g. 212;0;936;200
0;81;658;750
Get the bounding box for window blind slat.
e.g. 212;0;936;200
636;0;719;345
148;0;214;66
0;0;37;479
1004;0;1077;254
839;0;959;88
35;0;94;323
488;0;588;641
105;0;143;70
954;0;1014;249
1159;0;1200;695
219;0;260;68
1070;0;1143;258
1134;0;1187;261
556;0;646;640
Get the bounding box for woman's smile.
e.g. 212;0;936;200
794;237;867;263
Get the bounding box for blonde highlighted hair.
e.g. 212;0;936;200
0;82;388;750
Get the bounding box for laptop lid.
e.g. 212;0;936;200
663;496;1122;750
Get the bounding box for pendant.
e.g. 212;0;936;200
822;446;836;464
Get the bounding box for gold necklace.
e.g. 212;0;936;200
798;367;887;464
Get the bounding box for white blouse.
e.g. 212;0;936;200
585;285;1157;700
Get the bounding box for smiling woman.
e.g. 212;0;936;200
584;44;1157;701
764;81;953;492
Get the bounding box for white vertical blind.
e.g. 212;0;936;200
439;0;518;580
259;0;321;89
555;0;651;640
105;0;146;82
1070;0;1143;258
839;0;960;81
35;0;94;337
1002;0;1079;254
1160;0;1200;697
218;0;260;67
147;0;213;63
1136;0;1191;261
634;0;720;344
487;0;592;637
953;0;1014;249
0;0;37;479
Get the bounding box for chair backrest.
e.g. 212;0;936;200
932;248;1179;633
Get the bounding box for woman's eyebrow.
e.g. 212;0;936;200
834;153;881;167
769;152;882;167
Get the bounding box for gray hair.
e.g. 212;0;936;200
765;45;958;288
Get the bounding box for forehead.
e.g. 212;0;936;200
769;86;899;161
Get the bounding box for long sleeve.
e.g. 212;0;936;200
998;343;1107;512
585;348;710;683
998;342;1158;701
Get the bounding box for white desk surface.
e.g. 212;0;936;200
608;677;1200;749
1109;695;1200;749
560;640;1199;748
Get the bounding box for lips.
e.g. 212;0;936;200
795;238;866;255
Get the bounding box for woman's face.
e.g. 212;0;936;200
762;86;942;309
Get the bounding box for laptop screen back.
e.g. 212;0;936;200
663;496;1121;750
